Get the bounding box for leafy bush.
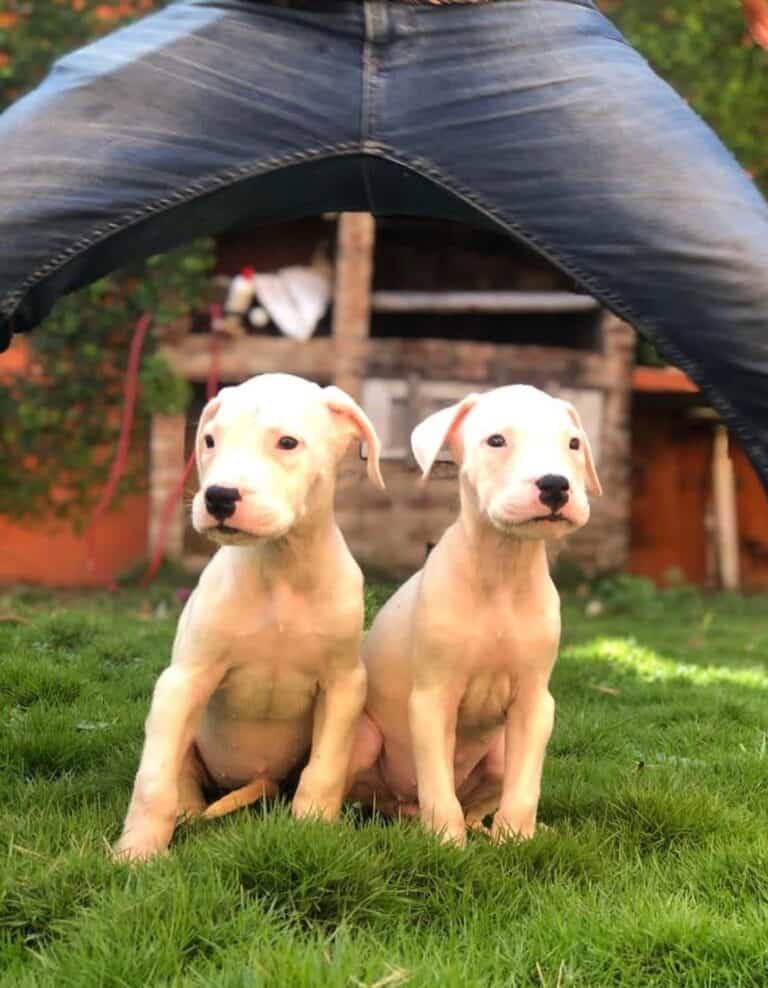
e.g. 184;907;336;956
139;354;194;417
605;0;767;192
0;240;213;523
590;572;703;617
0;2;209;524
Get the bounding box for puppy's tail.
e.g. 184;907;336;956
200;779;278;821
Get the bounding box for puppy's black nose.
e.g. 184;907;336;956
205;484;241;522
536;474;570;512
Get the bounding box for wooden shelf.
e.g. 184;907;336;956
370;290;599;314
160;334;615;389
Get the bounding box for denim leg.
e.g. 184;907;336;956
375;0;768;488
0;0;366;347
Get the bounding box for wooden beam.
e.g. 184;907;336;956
712;424;740;590
332;212;376;399
148;413;187;561
159;336;616;390
370;290;600;314
159;337;337;383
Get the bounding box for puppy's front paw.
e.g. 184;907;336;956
422;799;467;848
112;818;174;863
490;810;537;844
112;834;170;863
291;792;340;822
292;774;342;822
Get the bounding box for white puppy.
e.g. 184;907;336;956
348;385;600;846
116;373;383;861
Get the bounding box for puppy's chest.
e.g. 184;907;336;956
457;668;516;735
452;621;557;734
212;598;354;721
212;659;317;721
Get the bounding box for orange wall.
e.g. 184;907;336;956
0;494;149;588
630;396;768;591
1;336;150;587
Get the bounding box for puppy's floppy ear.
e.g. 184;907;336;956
194;395;222;477
411;394;479;483
323;385;385;489
562;401;602;496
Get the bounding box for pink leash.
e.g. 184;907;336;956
84;313;153;591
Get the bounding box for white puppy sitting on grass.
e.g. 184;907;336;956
347;385;601;846
115;373;384;862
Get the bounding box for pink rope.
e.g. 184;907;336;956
84;312;152;591
141;305;222;586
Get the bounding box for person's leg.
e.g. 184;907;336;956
371;0;768;490
0;0;368;347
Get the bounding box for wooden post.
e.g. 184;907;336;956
332;212;375;400
712;423;740;591
148;413;187;561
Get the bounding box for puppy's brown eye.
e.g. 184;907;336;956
204;434;215;449
487;434;506;448
569;437;581;451
277;436;299;451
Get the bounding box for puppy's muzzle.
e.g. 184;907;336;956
205;485;242;522
536;474;570;513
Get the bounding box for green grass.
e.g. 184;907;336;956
1;577;767;986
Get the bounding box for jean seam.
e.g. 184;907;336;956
0;142;360;323
361;5;379;211
366;143;768;474
3;138;765;479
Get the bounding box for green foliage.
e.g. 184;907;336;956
0;2;209;525
603;0;767;192
589;571;702;617
139;353;193;416
0;2;166;112
602;0;768;368
1;585;768;983
0;240;214;524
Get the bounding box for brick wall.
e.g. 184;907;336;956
336;314;635;578
162;314;635;580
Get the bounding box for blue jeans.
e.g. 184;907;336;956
2;0;768;487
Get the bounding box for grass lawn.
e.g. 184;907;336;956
1;576;767;986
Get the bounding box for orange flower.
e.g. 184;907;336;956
94;4;120;21
0;12;21;29
0;53;9;69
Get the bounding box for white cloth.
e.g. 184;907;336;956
252;266;332;341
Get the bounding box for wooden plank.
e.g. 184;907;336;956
365;339;615;389
629;406;711;585
159;337;337;383
712;424;740;590
148;414;186;561
332;212;376;399
633;366;698;394
732;441;768;591
371;290;600;314
160;336;615;389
